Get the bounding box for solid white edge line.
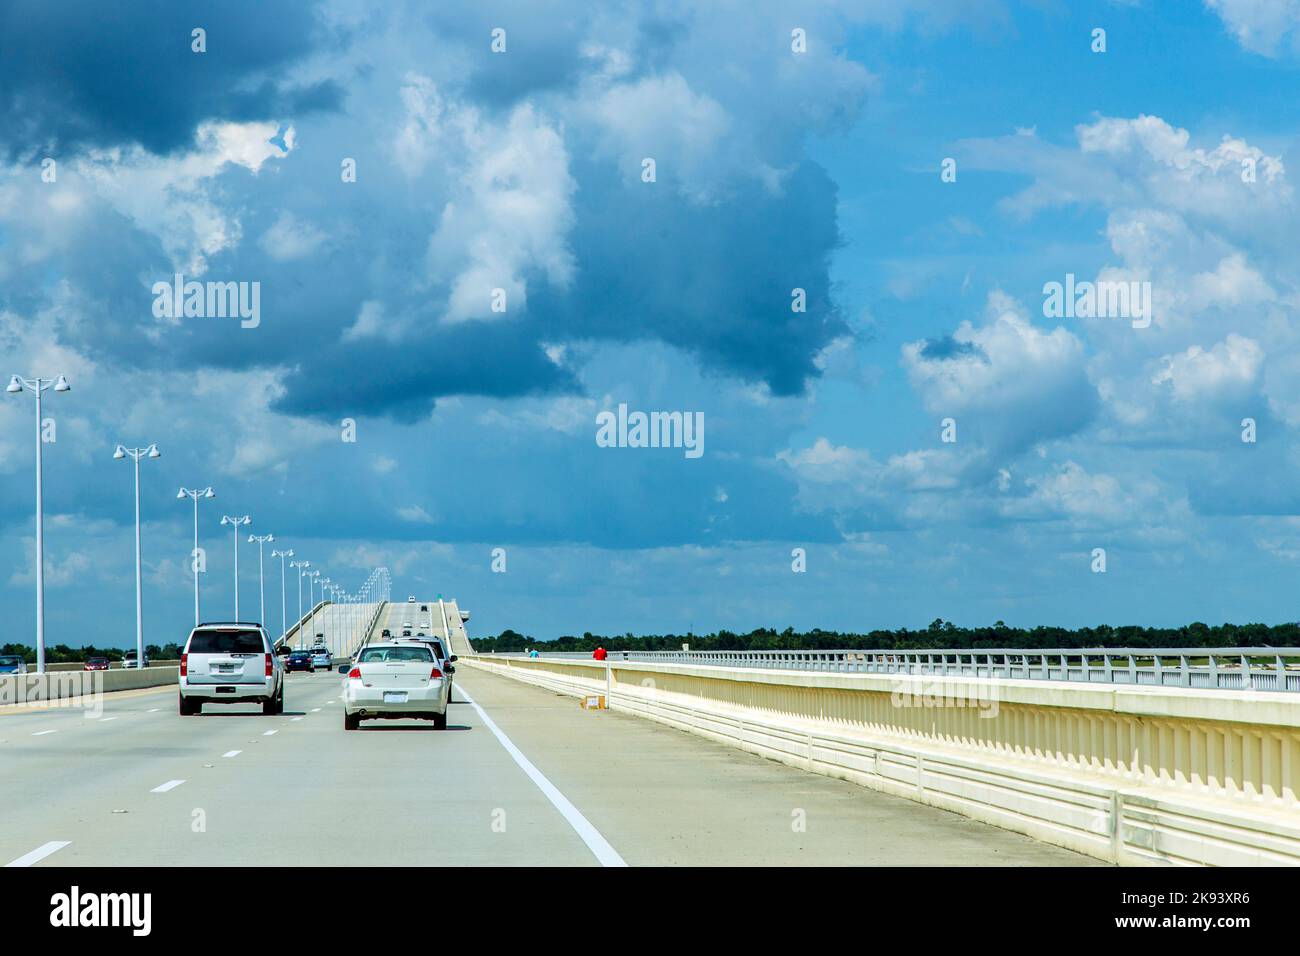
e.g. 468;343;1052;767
151;779;185;793
5;840;70;868
456;683;627;867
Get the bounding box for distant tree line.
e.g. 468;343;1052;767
470;619;1300;654
0;643;182;664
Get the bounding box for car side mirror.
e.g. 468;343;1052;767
445;664;456;674
449;655;458;662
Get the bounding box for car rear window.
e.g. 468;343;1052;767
187;630;266;654
358;646;434;663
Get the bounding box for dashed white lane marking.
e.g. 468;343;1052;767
456;683;627;868
311;708;321;713
222;750;241;758
97;717;117;722
151;779;185;793
5;841;70;868
31;730;56;736
146;708;160;713
262;730;277;736
291;716;303;722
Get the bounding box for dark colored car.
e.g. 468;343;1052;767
285;650;315;673
420;604;428;612
83;657;110;671
381;628;391;638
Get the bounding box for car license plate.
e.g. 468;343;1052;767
216;664;234;673
383;691;408;704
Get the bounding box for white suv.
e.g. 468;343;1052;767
178;623;284;716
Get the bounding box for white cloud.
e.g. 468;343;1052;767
902;292;1096;452
397;504;435;524
1151;334;1263;403
394;75;577;324
1008;461;1134;525
1205;0;1300;55
261;211;329;261
74;121;295;275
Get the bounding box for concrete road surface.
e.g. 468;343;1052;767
0;661;1097;867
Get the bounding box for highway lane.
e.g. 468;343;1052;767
287;602;378;656
0;652;1096;866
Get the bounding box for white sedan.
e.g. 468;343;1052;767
343;643;449;730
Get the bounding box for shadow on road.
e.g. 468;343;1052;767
357;724;472;732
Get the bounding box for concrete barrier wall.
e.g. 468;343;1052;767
464;655;1300;866
43;661;179;673
0;666;178;705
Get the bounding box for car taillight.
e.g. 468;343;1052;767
265;653;272;677
348;667;361;679
180;654;187;677
430;666;443;679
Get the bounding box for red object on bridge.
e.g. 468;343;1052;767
592;647;608;661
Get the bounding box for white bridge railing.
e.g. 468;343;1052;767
487;647;1300;692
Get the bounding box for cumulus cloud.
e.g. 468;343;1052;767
1151;334;1263;404
73;121;295;275
261;210;329;262
961;115;1288;227
902;292;1097;453
1205;0;1300;55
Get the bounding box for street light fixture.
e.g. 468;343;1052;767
248;533;275;626
177;486;215;626
219;515;251;619
290;560;310;646
271;548;294;642
7;373;70;674
113;443;160;670
305;569;321;645
318;578;332;652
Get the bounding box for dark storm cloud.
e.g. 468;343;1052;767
274;321;581;423
529;159;849;398
919;335;987;362
0;0;342;158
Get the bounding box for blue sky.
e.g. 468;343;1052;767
2;0;1300;645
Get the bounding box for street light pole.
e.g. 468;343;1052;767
113;444;161;669
290;560;309;646
306;570;320;644
249;533;274;626
272;548;294;642
219;515;251;619
177;487;214;626
319;578;332;652
7;374;70;674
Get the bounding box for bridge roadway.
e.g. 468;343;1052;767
0;626;1094;867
